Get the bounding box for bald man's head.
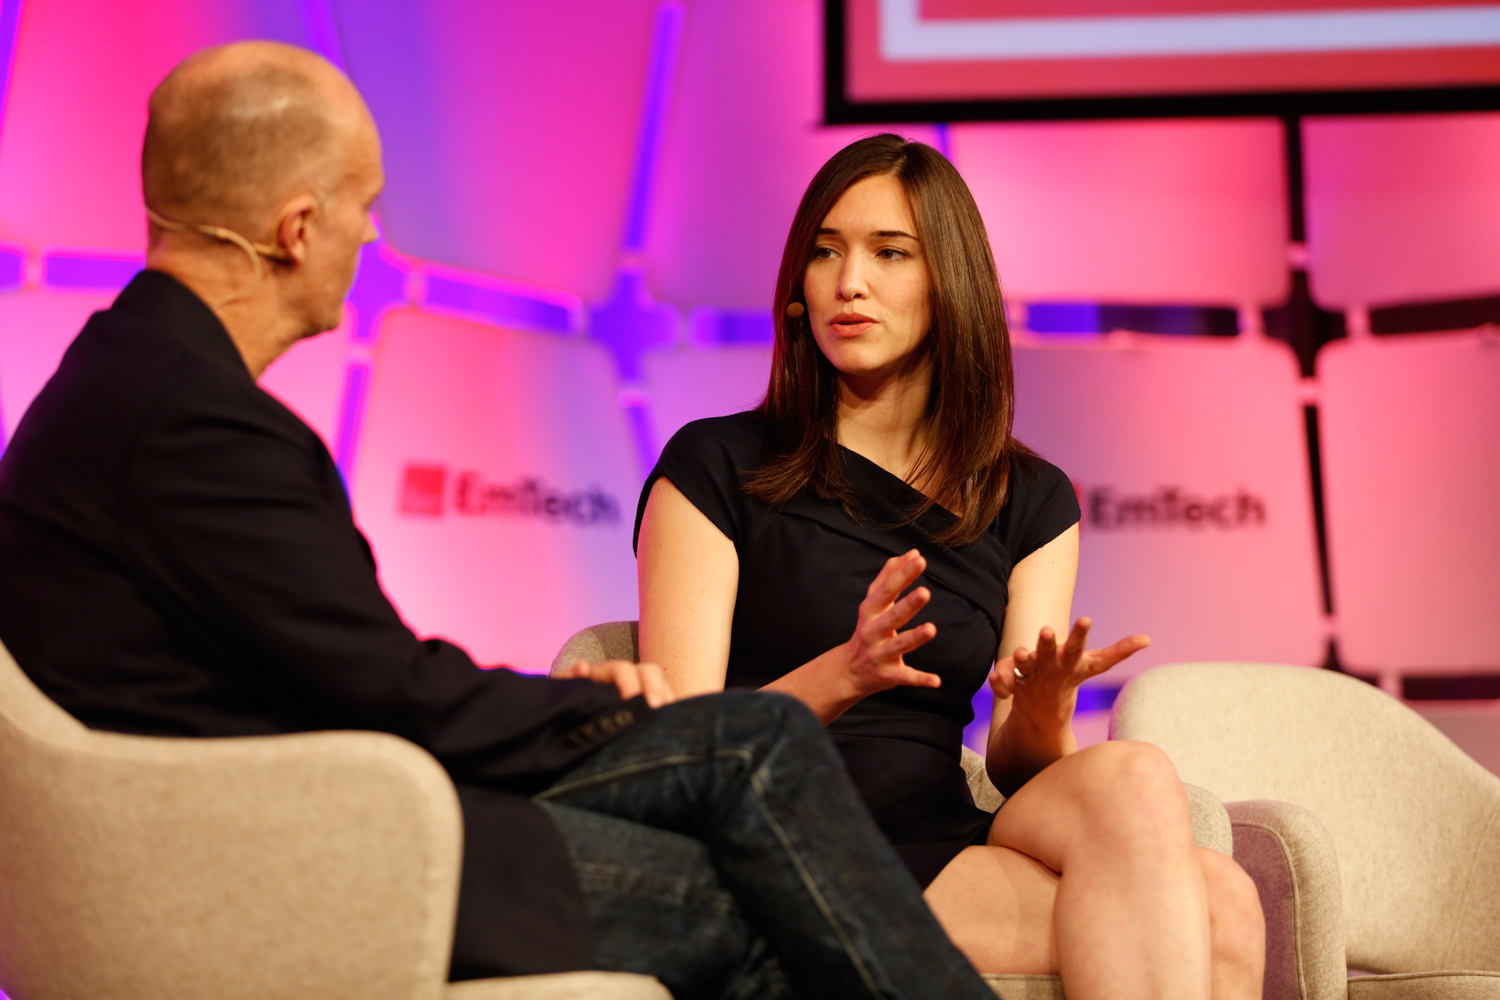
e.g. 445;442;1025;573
142;41;364;237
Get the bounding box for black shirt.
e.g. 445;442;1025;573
637;411;1079;885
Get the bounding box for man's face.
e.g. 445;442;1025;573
297;103;383;337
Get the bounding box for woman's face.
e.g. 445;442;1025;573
803;173;931;382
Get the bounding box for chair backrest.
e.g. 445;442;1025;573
1113;663;1500;975
0;640;463;1000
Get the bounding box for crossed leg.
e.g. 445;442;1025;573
922;740;1265;1000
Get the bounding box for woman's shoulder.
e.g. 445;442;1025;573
635;411;768;551
661;410;768;460
1008;452;1074;499
989;451;1081;563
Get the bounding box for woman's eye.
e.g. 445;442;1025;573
811;246;837;260
877;247;908;260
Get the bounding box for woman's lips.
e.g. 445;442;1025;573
830;314;876;338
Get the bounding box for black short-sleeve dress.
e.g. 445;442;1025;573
634;411;1080;887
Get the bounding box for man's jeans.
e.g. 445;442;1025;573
533;691;994;1000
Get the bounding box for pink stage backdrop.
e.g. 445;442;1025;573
351;308;640;673
1319;331;1500;673
1012;334;1325;680
257;311;354;452
1304;113;1500;309
0;0;309;256
951;119;1288;308
0;289;113;439
644;345;772;449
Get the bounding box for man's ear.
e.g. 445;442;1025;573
273;194;319;265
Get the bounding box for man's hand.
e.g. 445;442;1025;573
554;659;676;709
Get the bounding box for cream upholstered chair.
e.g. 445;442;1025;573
1113;662;1500;1000
0;639;667;1000
554;622;1236;1000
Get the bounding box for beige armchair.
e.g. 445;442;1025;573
1112;662;1500;1000
0;639;667;1000
553;622;1236;1000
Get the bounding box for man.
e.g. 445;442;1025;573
0;42;997;1000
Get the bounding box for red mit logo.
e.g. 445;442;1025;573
400;464;447;516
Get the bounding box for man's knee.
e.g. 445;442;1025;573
661;689;824;746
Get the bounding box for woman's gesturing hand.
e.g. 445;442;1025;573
837;549;942;699
987;617;1148;706
554;659;677;709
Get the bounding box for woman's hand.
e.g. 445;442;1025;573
988;617;1148;710
834;549;942;700
554;659;677;709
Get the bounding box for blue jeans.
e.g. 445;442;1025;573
534;691;994;1000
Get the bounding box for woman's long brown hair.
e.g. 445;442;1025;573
745;132;1028;547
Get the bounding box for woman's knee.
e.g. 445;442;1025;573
1066;741;1191;841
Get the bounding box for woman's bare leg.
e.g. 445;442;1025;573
925;740;1272;1000
1200;846;1265;1000
924;748;1265;1000
924;843;1060;974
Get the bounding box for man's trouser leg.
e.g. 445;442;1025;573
536;690;994;1000
539;801;791;1000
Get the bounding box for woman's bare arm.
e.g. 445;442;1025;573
984;525;1079;791
984;524;1150;795
637;477;941;722
636;478;739;698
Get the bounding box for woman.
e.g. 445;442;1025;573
634;134;1264;999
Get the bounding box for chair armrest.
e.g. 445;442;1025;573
1184;783;1233;856
445;972;672;1000
1227;800;1347;1000
0;725;463;1000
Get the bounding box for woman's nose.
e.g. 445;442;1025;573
837;257;868;300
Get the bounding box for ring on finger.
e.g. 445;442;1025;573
1013;665;1035;684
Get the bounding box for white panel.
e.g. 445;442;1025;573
257;310;353;452
1013;335;1324;681
952;119;1288;307
1304;113;1500;309
646;0;935;309
0;288;114;438
337;0;658;302
1319;332;1500;671
352;308;640;673
644;345;770;450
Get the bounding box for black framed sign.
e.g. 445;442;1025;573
826;0;1500;123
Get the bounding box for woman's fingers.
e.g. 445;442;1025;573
869;586;931;637
989;657;1018;699
887;663;942;688
1084;634;1152;675
864;549;926;610
1034;626;1058;665
877;620;936;658
1061;617;1091;666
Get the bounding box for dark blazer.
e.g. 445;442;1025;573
0;270;639;975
